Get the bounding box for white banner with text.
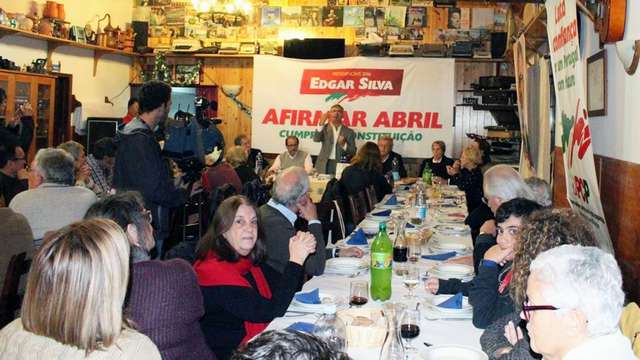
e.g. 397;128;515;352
251;56;455;158
546;0;613;252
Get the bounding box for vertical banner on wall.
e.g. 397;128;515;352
251;56;455;158
545;0;613;252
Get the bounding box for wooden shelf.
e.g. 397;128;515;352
473;104;518;111
0;24;140;76
139;52;255;59
454;58;508;63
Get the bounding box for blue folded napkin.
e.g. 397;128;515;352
372;209;392;217
406;222;416;229
422;251;457;261
294;288;320;304
347;228;368;245
437;292;463;309
287;322;316;333
385;195;398;205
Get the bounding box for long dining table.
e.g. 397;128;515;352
268;185;485;359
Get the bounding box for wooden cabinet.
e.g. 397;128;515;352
0;70;58;161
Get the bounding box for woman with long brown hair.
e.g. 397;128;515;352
339;141;392;202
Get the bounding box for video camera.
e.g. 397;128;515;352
164;96;225;183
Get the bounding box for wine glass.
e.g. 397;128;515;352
349;280;369;307
408;241;422;263
402;265;420;299
399;308;421;354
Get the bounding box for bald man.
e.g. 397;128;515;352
259;167;363;276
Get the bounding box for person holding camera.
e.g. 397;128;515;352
0;88;34;153
113;80;188;258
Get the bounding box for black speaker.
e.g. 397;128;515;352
86;118;119;155
491;32;508;59
132;21;149;52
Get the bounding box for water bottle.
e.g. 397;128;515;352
255;151;263;174
312;304;347;352
422;164;432;186
391;157;400;182
416;186;427;222
371;222;393;301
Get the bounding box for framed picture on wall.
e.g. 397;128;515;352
587;49;606;117
70;26;86;43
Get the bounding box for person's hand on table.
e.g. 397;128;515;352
483;244;512;266
504;320;524;346
480;219;497;237
425;277;439;294
445;255;473;267
339;247;364;258
289;231;317;265
297;193;318;221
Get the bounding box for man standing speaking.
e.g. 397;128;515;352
313;104;356;175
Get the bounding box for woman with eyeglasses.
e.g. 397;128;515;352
425;198;541;329
85;192;215;360
522;245;634;359
480;209;598;360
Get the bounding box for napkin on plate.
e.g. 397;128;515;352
372;209;392;217
294;288;321;304
422;251;457;261
385;195;398;205
347;228;368;245
437;292;463;309
287;322;316;333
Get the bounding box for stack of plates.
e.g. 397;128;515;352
428;240;471;255
288;292;343;314
428;264;474;281
421;345;488;360
435;213;466;224
358;219;380;236
423;294;473;320
325;257;368;276
434;224;470;236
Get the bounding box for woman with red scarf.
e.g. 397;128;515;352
194;195;317;359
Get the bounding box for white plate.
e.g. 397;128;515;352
434;264;474;276
422;305;473;320
326;257;368;269
429;242;469;252
426;295;472;314
336;238;370;249
359;219;381;235
421;345;488;360
435;214;466;223
289;292;346;313
434;224;470;236
367;214;391;222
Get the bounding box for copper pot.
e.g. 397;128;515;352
56;3;65;20
44;1;58;19
38;18;53;36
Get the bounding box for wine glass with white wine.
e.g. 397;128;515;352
402;265;420;299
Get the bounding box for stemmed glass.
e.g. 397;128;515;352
408;241;422;263
402;265;420;299
399;308;421;354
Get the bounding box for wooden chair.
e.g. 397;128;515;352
0;252;29;328
364;185;378;212
318;199;347;244
348;192;368;225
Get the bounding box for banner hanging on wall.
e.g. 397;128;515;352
545;0;613;252
251;56;455;158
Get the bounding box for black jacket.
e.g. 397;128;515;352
465;203;494;245
340;165;392;203
113;118;187;219
1;116;34;152
200;261;303;360
419;155;455;179
450;167;484;214
382;151;407;178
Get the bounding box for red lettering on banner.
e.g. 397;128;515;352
281;109;293;125
300;68;403;98
298;110;312;126
408;112;422;128
373;112;391;128
263;109;279;124
352;111;367;127
313;111;324;126
430;112;442;128
392;112;407;128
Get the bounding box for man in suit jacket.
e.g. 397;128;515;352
378;135;407;179
313;104;356;175
259;167;362;276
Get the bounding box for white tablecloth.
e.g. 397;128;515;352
268;188;485;359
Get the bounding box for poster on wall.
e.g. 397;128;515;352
252;56;455;158
545;0;613;252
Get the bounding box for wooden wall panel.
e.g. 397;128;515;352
202;58;254;149
552;145;640;301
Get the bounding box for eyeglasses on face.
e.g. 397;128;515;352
522;300;559;321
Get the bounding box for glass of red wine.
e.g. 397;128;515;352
349;280;369;307
399;308;421;353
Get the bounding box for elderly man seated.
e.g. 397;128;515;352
9;148;97;248
259;167;363;277
268;136;313;174
523;245;636;360
378;135;407;179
